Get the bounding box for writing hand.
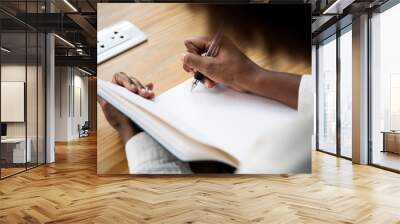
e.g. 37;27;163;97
181;36;302;109
182;36;256;92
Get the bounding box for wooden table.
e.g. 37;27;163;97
97;3;310;174
381;131;400;154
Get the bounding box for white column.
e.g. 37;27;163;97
45;1;56;163
46;32;55;163
352;14;369;164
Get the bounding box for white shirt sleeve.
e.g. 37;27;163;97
125;132;192;174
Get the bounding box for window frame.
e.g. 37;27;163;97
315;24;353;160
0;0;48;180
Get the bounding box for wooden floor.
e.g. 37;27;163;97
0;135;400;223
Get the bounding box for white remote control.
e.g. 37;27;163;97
97;20;147;64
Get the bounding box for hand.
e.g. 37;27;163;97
181;36;302;109
181;36;258;92
98;72;155;143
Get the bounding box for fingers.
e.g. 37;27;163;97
183;36;212;74
98;96;107;108
182;63;194;73
112;72;138;93
138;83;155;99
98;97;115;116
181;52;217;88
181;52;215;76
98;96;126;129
184;36;212;55
202;78;217;88
145;83;154;90
112;72;155;99
98;96;112;116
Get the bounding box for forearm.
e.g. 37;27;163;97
238;66;302;110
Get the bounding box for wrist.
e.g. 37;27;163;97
235;61;265;92
234;62;301;109
118;122;136;144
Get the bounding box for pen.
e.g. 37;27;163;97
190;28;223;91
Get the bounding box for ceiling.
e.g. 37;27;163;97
0;0;393;73
0;0;98;73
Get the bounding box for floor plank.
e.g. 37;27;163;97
0;134;399;223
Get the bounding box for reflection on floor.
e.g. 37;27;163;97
0;167;25;177
0;162;43;179
373;150;400;171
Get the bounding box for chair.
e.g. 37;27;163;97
79;121;90;138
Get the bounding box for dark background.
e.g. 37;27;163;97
188;4;312;73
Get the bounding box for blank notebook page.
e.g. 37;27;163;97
154;79;306;161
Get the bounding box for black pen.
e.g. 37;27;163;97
190;29;223;91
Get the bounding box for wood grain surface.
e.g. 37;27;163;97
1;135;400;223
97;3;310;174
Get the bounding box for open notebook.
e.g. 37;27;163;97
98;77;313;173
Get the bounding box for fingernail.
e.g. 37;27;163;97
181;53;186;62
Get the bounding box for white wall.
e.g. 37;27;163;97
55;66;69;141
1;82;25;122
54;67;89;141
1;65;26;138
1;65;40;138
75;71;89;139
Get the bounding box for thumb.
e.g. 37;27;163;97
182;52;214;75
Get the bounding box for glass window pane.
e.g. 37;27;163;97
318;37;337;154
27;31;38;169
26;0;39;169
340;28;352;158
0;0;46;179
1;31;27;177
371;3;400;171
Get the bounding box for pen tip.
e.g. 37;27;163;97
191;80;199;92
